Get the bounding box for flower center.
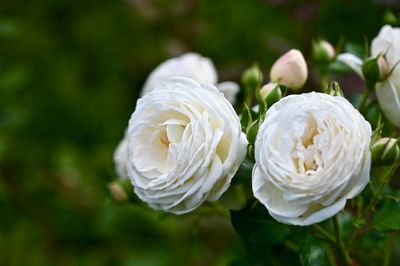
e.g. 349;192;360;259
291;114;323;176
159;129;170;147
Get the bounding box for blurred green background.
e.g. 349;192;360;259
0;0;398;265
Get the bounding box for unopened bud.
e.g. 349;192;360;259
242;65;263;89
362;57;380;88
324;81;344;97
377;56;389;80
270;49;308;91
260;83;282;107
109;181;129;202
313;40;336;63
372;137;400;165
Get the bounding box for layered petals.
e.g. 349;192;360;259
252;92;371;225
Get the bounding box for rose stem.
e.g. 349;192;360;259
358;87;370;114
333;215;352;266
312;224;336;243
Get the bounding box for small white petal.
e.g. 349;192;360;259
216;81;240;105
376;80;400;127
337;53;363;77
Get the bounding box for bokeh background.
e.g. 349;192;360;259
1;0;399;265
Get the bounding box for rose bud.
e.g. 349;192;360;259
372;137;400;165
313;40;336;63
324;81;344;97
108;181;129;202
270;49;308;91
260;82;282;107
242;65;263;89
377;55;389;80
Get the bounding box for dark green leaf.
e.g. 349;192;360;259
371;199;400;232
230;201;290;247
240;104;253;131
232;158;254;184
299;235;328;266
246;119;260;144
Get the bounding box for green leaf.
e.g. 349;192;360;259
240;104;253;131
232;158;254;184
344;42;365;59
299;235;328;266
370;114;383;148
371;199;400;232
230;201;290;247
263;84;282;108
246;119;260;144
383;9;398;25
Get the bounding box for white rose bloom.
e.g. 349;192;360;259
127;77;248;214
253;92;371;226
114;54;240;179
338;25;400;128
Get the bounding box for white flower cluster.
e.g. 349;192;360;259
111;32;396;225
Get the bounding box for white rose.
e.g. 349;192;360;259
127;77;248;214
114;54;240;179
253;92;371;225
270;49;308;91
141;52;239;104
338;25;400;128
372;25;400;128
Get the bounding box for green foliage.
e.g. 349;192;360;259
230;201;300;265
371;199;400;232
230;201;336;265
240;104;253;132
299;235;328;266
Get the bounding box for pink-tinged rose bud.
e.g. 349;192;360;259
260;82;278;99
270;49;308;91
377;55;389;79
320;40;336;60
260;82;282;107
